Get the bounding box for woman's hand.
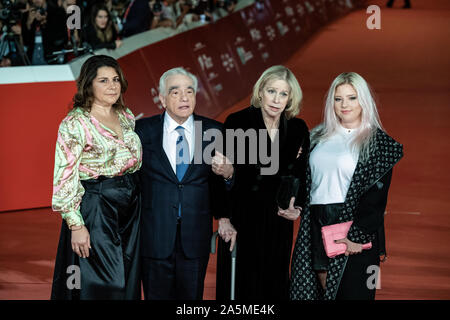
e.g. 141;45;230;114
277;197;301;221
71;225;91;258
334;238;363;256
218;218;237;252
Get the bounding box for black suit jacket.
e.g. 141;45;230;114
135;113;227;259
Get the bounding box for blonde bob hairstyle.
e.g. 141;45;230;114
250;65;303;119
311;72;383;162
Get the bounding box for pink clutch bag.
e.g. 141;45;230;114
321;221;372;258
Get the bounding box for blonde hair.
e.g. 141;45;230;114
250;65;303;119
311;72;383;162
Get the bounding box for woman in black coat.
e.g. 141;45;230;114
289;72;403;300
216;65;310;300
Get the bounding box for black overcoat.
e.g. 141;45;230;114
216;106;310;300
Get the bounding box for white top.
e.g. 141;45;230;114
309;125;359;205
163;113;195;174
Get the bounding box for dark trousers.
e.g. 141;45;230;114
141;223;209;300
310;203;343;271
51;174;141;300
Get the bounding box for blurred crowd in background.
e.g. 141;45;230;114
0;0;240;67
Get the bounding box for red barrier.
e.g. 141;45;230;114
0;81;77;211
0;0;366;212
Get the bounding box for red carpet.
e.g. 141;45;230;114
1;0;449;300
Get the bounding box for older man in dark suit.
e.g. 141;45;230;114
135;67;236;300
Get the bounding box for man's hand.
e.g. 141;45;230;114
218;218;237;252
211;150;233;179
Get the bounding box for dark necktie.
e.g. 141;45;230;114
175;126;189;219
175;126;190;181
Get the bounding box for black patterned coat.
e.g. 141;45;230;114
289;129;403;300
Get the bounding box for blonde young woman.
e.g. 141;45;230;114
289;72;403;300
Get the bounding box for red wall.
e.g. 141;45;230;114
0;82;77;211
0;0;364;212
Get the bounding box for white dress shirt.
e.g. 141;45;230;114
163;113;195;174
309;125;359;205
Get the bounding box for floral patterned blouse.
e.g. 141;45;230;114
52;107;142;228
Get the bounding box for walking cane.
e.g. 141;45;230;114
211;231;237;300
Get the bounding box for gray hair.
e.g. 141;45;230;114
311;72;383;162
159;67;198;96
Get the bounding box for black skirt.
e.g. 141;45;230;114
310;203;343;271
51;173;141;300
